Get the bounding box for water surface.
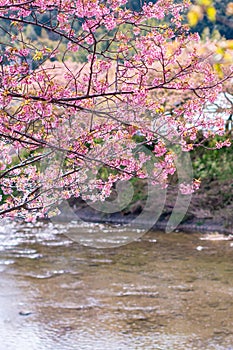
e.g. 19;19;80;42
0;221;233;350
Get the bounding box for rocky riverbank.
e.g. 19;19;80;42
56;179;232;235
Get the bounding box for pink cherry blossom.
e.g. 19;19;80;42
0;0;232;220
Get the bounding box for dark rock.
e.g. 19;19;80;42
19;311;32;316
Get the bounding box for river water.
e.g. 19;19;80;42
0;221;233;350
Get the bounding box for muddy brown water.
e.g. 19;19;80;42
0;221;233;350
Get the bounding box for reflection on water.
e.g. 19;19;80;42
0;221;233;350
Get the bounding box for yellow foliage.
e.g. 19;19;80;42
155;106;164;114
206;6;216;21
187;11;199;26
213;63;223;78
216;46;224;54
188;0;217;26
33;50;43;61
215;41;233;64
187;6;203;26
223;52;233;62
226;40;233;50
197;0;212;6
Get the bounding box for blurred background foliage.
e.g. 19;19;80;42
191;135;233;181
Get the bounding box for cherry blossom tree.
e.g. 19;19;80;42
0;0;232;221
